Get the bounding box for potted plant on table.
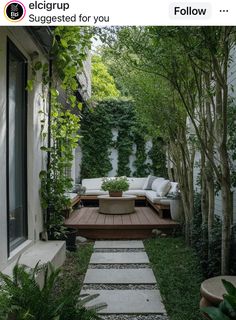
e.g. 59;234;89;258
101;176;129;197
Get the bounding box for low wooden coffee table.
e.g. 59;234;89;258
98;195;137;215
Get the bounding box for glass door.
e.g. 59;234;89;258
7;39;28;253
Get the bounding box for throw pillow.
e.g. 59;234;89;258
142;175;157;190
151;177;165;191
156;180;171;197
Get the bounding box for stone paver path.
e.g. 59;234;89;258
81;240;168;319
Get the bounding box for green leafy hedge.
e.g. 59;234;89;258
80;99;167;179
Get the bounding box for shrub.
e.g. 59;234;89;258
192;193;221;278
0;262;101;320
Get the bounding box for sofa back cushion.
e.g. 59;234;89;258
127;177;147;190
168;182;179;195
156;180;171;197
82;178;104;190
151;178;165;191
142;175;157;190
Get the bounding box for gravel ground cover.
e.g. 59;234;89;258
101;314;169;320
94;248;145;253
82;284;158;290
89;263;150;269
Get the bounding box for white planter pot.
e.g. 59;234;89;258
170;199;183;222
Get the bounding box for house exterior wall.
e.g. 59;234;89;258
77;51;91;101
0;27;48;271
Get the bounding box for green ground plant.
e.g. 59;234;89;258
145;237;203;320
0;256;100;320
0;243;99;320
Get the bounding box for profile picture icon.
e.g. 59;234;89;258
4;1;26;22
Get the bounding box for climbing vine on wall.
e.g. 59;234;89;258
29;27;93;237
133;129;150;177
148;138;168;177
80;99;167;179
80;99;135;178
80;103;113;179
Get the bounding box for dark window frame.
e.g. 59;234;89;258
6;38;28;255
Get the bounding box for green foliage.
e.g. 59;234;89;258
201;280;236;320
0;260;100;320
53;27;92;107
148;138;168;177
192;193;221;278
80;102;114;179
145;237;203;320
101;176;129;192
35;27;92;237
91;55;120;100
40;108;81;238
227;98;236;188
116;128;133;177
54;243;102;320
55;243;93;294
80;99;136;178
80;98;167;179
131;124;152;177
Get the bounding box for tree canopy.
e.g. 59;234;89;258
91;54;120;100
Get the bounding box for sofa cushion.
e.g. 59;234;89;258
145;191;163;203
151;178;165;191
124;189;146;196
168;182;179;195
65;193;78;200
127;177;147;190
159;198;171;205
142;175;157;190
82;178;104;190
156;180;171;197
85;189;108;195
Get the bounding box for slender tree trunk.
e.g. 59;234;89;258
201;152;208;226
220;147;233;274
215;73;232;274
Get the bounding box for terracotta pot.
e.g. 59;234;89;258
109;191;122;197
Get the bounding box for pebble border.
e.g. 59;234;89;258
88;263;150;269
82;284;158;290
94;248;145;253
101;314;168;320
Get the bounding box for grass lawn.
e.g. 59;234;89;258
55;241;94;294
145;237;204;320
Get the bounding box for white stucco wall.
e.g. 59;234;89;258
0;27;48;270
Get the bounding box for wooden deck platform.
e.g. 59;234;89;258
64;207;179;239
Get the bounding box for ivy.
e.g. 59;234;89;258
80;99;135;178
148;138;168;177
116;130;133;176
80;104;113;178
133;132;150;177
80;99;167;179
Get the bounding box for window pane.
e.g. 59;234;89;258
7;41;27;252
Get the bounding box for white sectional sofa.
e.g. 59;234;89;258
81;176;179;218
